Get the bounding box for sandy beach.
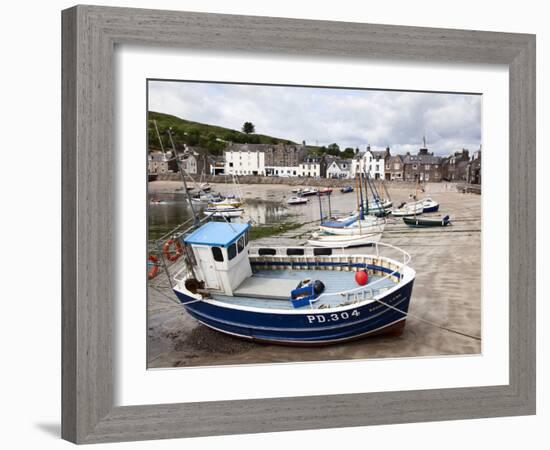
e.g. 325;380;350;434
147;181;481;368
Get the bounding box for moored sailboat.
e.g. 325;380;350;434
307;231;382;248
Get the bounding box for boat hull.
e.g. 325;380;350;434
319;221;385;236
423;204;440;213
307;233;381;248
403;216;450;227
173;278;414;346
204;208;244;218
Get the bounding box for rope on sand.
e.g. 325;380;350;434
374;298;482;341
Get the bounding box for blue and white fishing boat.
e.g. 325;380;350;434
170;221;416;345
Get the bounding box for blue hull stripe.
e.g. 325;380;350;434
184;295;409;332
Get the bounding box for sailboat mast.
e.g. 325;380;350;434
358;171;364;220
317;191;324;222
364;169;370;215
153;119;167;160
355;173;362;217
168;128;199;225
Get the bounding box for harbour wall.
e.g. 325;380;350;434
153;173;481;193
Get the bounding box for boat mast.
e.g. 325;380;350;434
358;171;365;219
317;191;324;222
153;119;168;160
167;127;199;226
364;169;370;215
382;179;392;203
355;172;362;215
414;176;418;219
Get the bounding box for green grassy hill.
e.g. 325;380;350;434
148;111;297;155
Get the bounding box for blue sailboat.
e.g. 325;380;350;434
171;221;416;345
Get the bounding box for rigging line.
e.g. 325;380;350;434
150;284;205;306
374;298;481;341
149;285;181;306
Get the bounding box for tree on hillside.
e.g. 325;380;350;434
342;147;355;158
326;143;341;156
186;127;201;146
242;122;255;134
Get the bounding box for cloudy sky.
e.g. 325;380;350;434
148;80;481;156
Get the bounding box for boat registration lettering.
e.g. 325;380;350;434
307;310;360;324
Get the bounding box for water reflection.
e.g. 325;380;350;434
148;193;292;241
148;187;362;241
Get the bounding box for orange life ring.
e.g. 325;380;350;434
147;255;159;279
163;239;183;262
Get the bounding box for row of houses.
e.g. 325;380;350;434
148;142;482;184
148;146;214;176
223;143;391;180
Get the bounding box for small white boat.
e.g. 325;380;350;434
307;231;382;248
203;206;244;218
391;202;424;217
291;187;303;194
287;196;308;205
200;182;212;192
301;188;319;197
210;197;242;208
319;218;386;236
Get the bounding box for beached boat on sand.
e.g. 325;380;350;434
403;215;450;227
203;205;244;218
171;221;416;345
307;231;382;248
421;198;440;213
390;202;424;217
300;188;319;196
287;196;308;205
319;217;386;236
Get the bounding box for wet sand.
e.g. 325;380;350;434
147;182;481;368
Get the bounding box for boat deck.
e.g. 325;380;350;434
210;269;397;310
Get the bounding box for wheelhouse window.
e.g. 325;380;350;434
237;236;245;253
212;247;224;262
227;243;237;260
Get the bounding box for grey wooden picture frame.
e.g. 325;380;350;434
61;5;536;444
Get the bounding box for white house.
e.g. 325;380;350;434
298;156;323;178
350;146;389;180
265;166;300;177
179;152;198;174
327;159;352;179
224;148;266;176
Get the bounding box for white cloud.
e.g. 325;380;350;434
148;81;481;156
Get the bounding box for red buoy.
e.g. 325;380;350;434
355;270;368;286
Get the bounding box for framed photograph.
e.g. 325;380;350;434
62;5;536;444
